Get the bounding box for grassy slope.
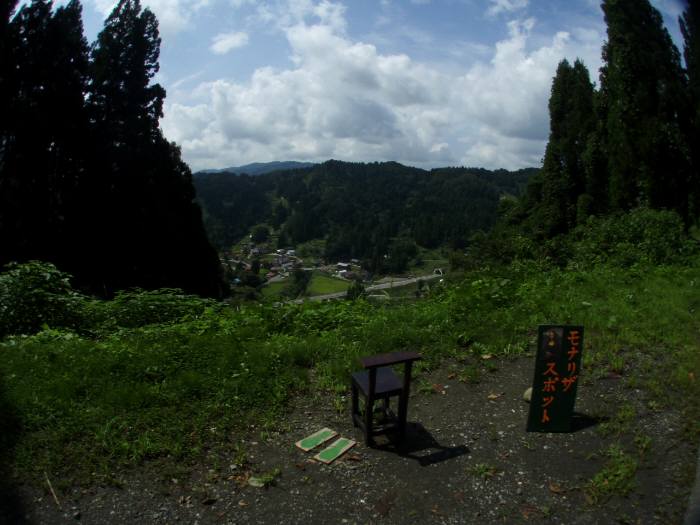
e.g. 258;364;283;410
260;271;349;299
1;258;699;487
306;272;349;295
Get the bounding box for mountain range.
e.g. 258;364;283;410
196;161;317;176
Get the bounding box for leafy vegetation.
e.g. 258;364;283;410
1;217;699;484
585;445;639;504
0;0;224;298
1;3;699;518
195;161;535;272
514;0;699;237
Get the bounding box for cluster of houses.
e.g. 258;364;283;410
265;249;302;279
336;260;364;281
221;242;370;287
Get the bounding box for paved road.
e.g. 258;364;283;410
291;273;443;303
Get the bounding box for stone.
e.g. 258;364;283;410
523;387;532;403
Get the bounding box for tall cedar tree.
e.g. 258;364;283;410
0;0;224;297
682;0;700;119
680;0;700;217
0;0;18;129
525;59;596;237
86;0;224;297
0;0;89;270
600;0;692;219
581;89;610;218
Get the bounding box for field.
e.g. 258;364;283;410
260;280;287;298
260;271;349;299
306;271;349;295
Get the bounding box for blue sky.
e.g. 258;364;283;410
75;0;687;171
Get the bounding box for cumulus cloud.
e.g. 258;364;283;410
89;0;210;34
162;0;603;171
210;31;249;55
255;0;347;34
487;0;529;17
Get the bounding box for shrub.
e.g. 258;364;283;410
572;208;695;267
97;288;214;329
0;261;86;337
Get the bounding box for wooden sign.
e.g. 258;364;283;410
527;325;584;432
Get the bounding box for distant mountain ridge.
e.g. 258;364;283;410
194;160;537;266
196;161;317;176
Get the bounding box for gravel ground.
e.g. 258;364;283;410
3;355;696;524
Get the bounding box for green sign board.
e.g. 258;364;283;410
527;325;584;433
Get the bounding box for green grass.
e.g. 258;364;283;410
1;254;700;487
260;280;288;297
585;445;638;504
260;272;349;298
469;462;500;480
306;272;349;295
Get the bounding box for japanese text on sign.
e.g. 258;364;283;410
527;325;584;433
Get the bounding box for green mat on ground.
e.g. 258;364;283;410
313;437;356;464
295;428;337;452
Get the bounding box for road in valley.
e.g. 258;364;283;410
290;273;443;304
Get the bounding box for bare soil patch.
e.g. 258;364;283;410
6;355;695;524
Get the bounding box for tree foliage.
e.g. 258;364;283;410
0;0;224;298
524;59;596;236
681;0;700;216
514;0;699;251
600;0;692;217
195;161;534;269
0;261;85;337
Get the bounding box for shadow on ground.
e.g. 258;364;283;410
0;378;27;523
374;422;469;466
570;412;608;432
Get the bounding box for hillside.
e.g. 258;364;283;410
1;211;699;523
194;160;535;267
196;161;317;176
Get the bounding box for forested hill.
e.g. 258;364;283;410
194;160;535;263
196;161;317;176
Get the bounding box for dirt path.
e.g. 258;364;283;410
9;356;696;524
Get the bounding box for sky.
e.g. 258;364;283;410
75;0;689;172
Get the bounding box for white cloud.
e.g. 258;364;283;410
210;31;250;55
254;0;347;33
89;0;210;35
171;70;204;90
162;0;604;172
487;0;529;17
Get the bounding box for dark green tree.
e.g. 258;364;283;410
86;0;224;297
527;59;596;236
600;0;692;218
346;278;365;301
581;90;610;219
0;0;18;125
682;1;700;118
680;0;700;218
89;0;164;146
285;269;310;298
251;224;270;243
0;0;90;271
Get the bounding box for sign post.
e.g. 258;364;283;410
527;325;584;433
